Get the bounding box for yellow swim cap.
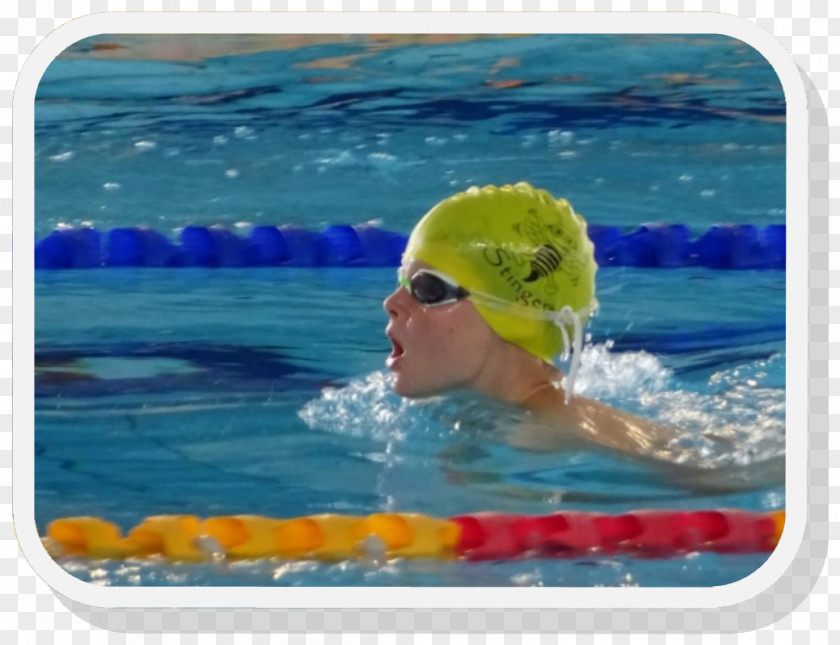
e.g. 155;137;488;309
404;182;598;364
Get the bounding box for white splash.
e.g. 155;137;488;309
298;372;414;442
572;342;671;401
49;151;75;162
298;345;785;470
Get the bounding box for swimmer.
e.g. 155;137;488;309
383;182;783;492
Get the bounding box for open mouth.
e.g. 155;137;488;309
387;335;405;366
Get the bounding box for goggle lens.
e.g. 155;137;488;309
398;271;469;306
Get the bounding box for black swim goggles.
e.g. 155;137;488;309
396;267;593;323
397;268;470;307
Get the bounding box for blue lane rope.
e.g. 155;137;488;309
35;223;785;270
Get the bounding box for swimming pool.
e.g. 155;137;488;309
34;34;785;587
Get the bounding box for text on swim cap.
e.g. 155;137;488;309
482;247;555;311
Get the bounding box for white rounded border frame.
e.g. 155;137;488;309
13;11;807;609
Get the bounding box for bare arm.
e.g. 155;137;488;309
509;389;783;493
514;389;680;461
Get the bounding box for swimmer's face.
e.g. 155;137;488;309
383;260;499;398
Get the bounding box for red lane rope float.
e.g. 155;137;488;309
42;510;785;563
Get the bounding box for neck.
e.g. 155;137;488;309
467;340;562;406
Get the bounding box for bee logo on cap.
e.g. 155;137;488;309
524;244;562;282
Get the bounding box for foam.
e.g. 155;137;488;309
298;344;785;471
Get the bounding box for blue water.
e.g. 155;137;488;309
34;34;785;587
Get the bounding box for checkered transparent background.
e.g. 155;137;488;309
2;1;835;642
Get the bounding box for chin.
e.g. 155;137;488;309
391;376;441;399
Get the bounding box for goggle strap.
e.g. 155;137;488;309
553;306;583;405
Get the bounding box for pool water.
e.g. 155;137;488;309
34;34;785;587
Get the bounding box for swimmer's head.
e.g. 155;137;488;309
402;182;598;365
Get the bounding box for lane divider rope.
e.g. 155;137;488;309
35;223;785;271
42;509;786;562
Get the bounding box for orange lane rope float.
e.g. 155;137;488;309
42;510;786;563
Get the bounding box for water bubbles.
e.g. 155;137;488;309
368;152;396;163
700;189;716;198
103;182;121;191
89;570;110;586
573;343;671;401
511;571;543;586
558;150;578;159
298;372;517;445
234;126;255;139
424;136;448;146
213;135;228;145
49;151;75;162
225;168;240;178
548;129;574;144
317;150;354;167
678;173;694;182
619;573;638;587
298;372;409;441
272;561;317;582
134;140;156;151
761;489;784;510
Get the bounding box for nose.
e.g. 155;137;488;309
383;285;409;319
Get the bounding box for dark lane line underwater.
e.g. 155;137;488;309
34;318;784;399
